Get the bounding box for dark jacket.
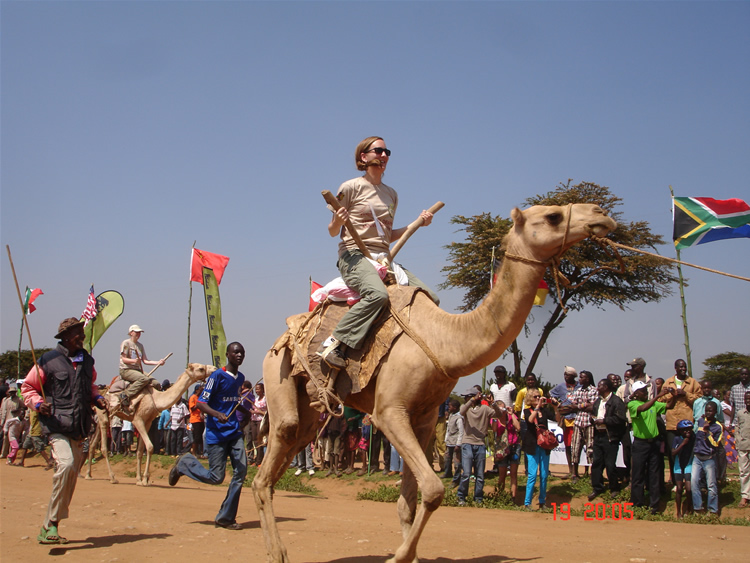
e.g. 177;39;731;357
591;393;627;443
38;344;96;440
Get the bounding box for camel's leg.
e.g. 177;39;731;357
84;422;99;480
252;349;321;563
95;409;118;483
131;416;154;486
377;407;444;563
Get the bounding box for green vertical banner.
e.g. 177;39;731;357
202;267;226;368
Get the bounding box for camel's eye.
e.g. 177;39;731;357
546;213;562;226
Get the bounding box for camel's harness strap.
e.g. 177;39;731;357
387;302;454;381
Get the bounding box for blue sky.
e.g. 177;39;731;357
2;1;748;391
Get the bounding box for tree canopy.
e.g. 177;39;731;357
440;180;678;380
0;348;52;384
700;351;750;390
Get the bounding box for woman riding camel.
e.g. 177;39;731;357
319;136;439;369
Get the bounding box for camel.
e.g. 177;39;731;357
84;363;215;486
252;203;617;563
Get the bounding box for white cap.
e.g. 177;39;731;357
631;381;648;393
129;324;144;333
564;366;577;375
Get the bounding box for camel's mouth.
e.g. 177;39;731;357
587;217;617;237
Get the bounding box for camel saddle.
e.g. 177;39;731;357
271;284;424;402
104;376;144;416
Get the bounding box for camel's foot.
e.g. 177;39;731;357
84;474;93;480
136;479;150;487
110;477;119;484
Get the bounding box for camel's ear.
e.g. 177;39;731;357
511;207;525;227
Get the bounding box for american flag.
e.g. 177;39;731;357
82;285;97;326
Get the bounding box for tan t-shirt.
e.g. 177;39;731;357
334;177;398;257
120;339;145;371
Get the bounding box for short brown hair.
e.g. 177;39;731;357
355;136;383;171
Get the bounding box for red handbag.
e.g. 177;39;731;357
535;425;558;450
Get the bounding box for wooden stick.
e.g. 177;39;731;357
227;388;252;418
5;245;44;401
321;190;372;260
387;201;444;264
146;352;173;377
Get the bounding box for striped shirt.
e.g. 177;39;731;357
572;385;598;427
729;382;750;424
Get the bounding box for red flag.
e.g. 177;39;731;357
81;285;97;326
190;248;230;285
24;287;43;314
309;281;323;311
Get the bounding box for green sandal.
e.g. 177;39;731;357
38;524;69;544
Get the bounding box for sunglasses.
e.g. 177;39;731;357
366;147;391;157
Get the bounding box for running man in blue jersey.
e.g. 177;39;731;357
169;342;249;529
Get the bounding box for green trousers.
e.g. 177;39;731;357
332;250;439;350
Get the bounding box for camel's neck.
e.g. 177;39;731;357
440;236;548;378
153;370;195;411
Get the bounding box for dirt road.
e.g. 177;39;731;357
1;456;748;563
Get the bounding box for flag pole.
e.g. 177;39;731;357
6;245;44;400
18;313;25;379
669;186;693;377
187;241;196;369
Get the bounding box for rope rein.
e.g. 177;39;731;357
594;238;750;283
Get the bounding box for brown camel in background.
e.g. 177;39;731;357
84;363;214;485
252;203;618;562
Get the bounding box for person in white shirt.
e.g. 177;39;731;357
489;365;516;408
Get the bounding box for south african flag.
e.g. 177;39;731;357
672;197;750;249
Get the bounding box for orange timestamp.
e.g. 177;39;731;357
551;502;634;521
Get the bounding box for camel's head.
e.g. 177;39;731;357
186;363;218;381
508;204;617;260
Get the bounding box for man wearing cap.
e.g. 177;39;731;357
622;358;657;401
118;324;168;409
659;359;701;487
489;365;516;409
457;385;506;506
21;317;108;544
548;366;579;479
628;380;675;514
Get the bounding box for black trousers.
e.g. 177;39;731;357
631;437;661;511
591;431;620;494
170;428;186;455
369;427;390;470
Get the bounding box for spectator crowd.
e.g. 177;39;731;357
2;354;749;524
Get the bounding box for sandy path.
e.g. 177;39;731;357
1;456;748;562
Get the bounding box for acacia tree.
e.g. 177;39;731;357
701;351;750;390
440;180;678;380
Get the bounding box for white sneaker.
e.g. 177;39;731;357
308;469;315;476
294;468;303;476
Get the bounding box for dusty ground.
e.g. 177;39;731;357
2;455;749;563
